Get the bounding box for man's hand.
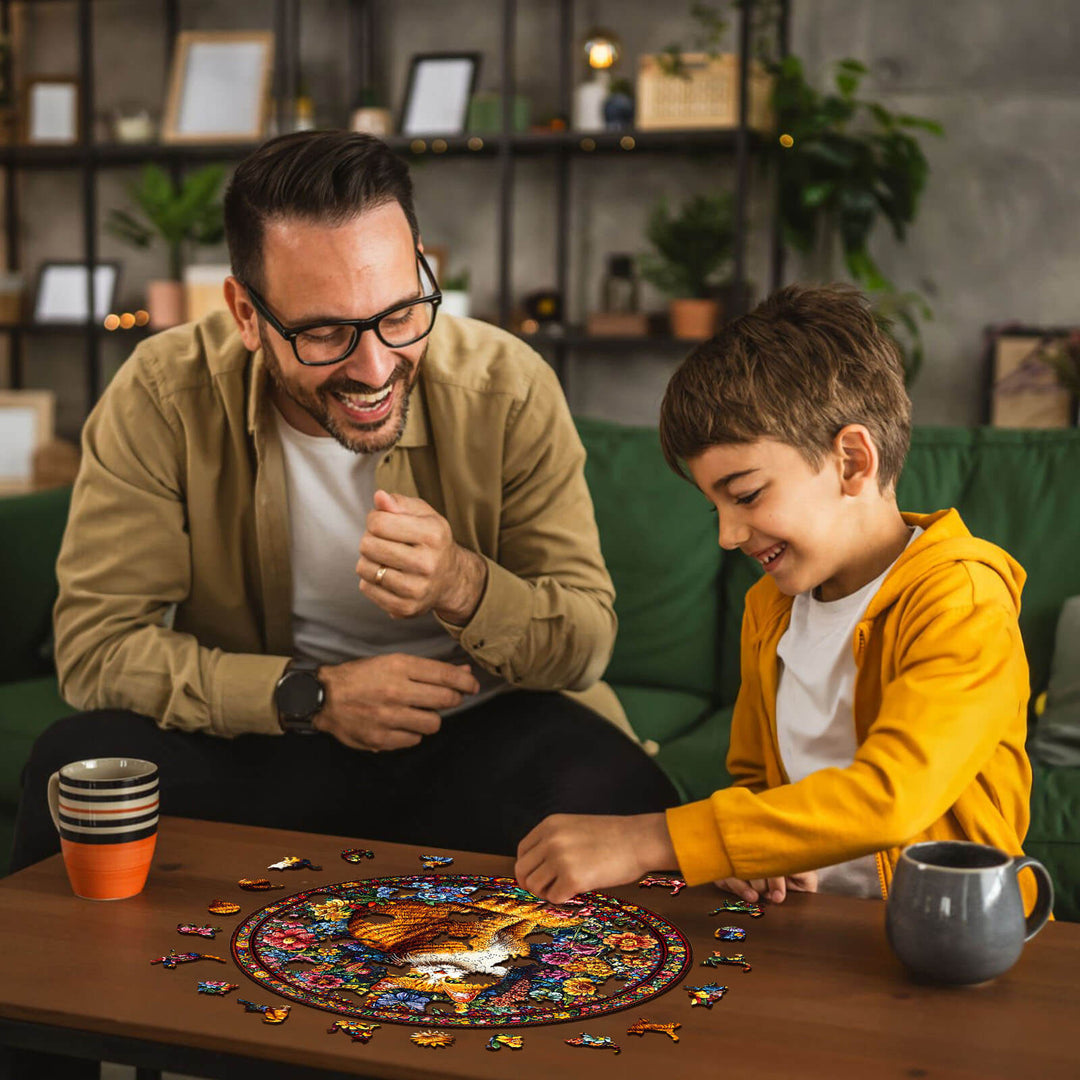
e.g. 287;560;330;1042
714;870;818;904
515;813;677;904
315;654;480;752
357;490;487;624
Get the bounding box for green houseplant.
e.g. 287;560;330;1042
106;163;226;328
640;192;735;339
771;55;942;382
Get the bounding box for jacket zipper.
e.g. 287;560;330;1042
874;851;888;900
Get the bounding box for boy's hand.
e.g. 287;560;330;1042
715;870;818;904
515;813;677;904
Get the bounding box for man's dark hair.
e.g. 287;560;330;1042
224;130;419;291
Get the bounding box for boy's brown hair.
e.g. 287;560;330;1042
659;284;912;490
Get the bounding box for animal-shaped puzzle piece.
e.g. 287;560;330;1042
150;951;226;969
626;1017;681;1041
177;924;221;939
196;980;238;995
565;1032;621;1054
710;899;763;917
267;856;322;871
485;1034;524;1051
685;983;728;1008
237;998;290;1024
713;925;747;942
702;952;752;972
327;1020;380;1043
637;874;686;896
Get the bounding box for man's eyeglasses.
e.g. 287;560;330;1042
242;250;442;367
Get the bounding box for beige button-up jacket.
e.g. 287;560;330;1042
54;310;630;738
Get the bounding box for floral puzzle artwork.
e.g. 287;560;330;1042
231;875;691;1028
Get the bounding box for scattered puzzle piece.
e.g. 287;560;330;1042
419;854;454;868
150;951;227;969
267;856;322;871
703;952;752;972
626;1017;681;1042
565;1032;621;1054
178;924;221;939
685;983;728;1008
237;999;290;1023
637;874;686;896
411;1030;455;1048
711;899;763;917
485;1034;524;1052
208;899;241;915
340;848;375;863
197;980;239;995
237;878;285;891
713;926;747;942
327;1020;380;1043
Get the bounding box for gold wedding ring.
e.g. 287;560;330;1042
374;565;388;586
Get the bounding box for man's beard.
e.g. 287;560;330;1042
260;324;421;455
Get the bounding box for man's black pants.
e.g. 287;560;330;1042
11;689;679;874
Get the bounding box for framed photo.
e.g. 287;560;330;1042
33;262;119;324
162;31;274;144
23;77;80;144
421;245;447;287
0;390;54;494
400;53;480;136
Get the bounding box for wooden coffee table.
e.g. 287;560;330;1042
1;816;1078;1080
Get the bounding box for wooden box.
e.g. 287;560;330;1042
636;52;774;133
991;334;1075;428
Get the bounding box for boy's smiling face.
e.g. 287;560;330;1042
688;437;855;600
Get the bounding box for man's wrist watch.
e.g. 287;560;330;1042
274;659;325;734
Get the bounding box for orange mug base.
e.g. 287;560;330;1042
60;834;156;901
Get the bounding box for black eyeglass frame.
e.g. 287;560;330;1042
241;250;442;366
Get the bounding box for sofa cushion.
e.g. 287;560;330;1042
0;675;72;869
655;704;735;803
0;486;71;684
1029;597;1080;767
609;684;713;748
1026;762;1080;922
578;418;722;698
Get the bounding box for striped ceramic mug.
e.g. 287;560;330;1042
47;758;159;900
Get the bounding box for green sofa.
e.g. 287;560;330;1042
2;424;1078;920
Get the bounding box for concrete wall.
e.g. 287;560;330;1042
11;0;1080;436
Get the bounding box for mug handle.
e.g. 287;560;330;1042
47;770;62;833
1012;855;1054;940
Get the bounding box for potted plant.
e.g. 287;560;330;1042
771;55;942;382
439;268;471;319
106;163;226;329
640;192;735;340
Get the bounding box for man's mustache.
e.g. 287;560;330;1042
321;359;412;396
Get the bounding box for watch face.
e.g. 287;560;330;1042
277;670;323;718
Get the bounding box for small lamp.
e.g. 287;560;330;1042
573;27;621;131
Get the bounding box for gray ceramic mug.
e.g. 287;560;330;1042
885;840;1054;985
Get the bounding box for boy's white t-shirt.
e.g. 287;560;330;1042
775;526;923;898
273;408;506;713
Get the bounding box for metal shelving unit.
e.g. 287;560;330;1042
1;0;790;422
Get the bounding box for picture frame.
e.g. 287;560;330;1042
23;77;80;144
162;31;275;144
33;261;120;324
400;53;480;136
0;390;54;494
421;246;447;287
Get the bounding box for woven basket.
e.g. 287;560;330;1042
636;52;774;132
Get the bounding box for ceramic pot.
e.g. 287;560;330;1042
146;280;185;329
669;297;720;340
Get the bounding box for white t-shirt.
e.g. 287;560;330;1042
273;408;506;713
775;527;923;898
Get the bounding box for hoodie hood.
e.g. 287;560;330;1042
863;508;1026;622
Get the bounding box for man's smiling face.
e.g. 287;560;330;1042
240;200;429;455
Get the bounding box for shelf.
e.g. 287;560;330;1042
523;327;704;351
0;128;764;169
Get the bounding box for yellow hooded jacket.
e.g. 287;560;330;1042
666;509;1037;908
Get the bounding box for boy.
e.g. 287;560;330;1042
515;284;1036;911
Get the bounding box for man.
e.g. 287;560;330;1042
12;131;676;872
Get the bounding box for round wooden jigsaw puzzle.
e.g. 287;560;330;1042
232;874;690;1027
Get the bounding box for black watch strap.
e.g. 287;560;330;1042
275;659;325;734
